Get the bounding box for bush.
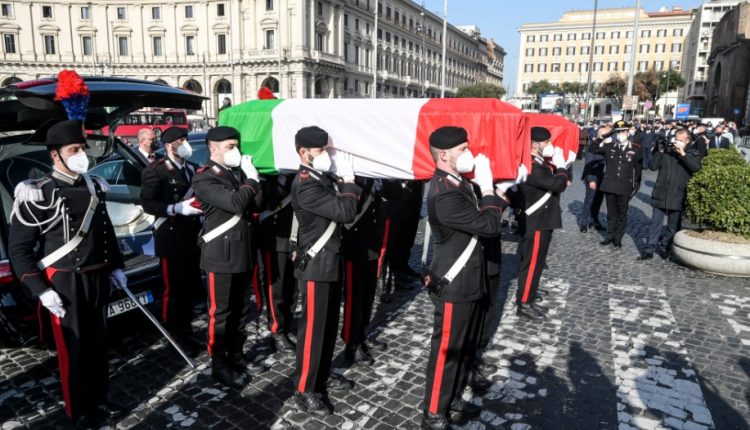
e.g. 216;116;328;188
686;150;750;238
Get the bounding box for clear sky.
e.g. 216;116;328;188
419;0;704;96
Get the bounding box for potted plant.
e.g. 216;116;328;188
673;149;750;276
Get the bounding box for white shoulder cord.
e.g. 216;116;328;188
10;189;64;234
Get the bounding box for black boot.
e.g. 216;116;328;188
212;355;247;389
345;344;375;367
175;330;205;351
326;374;355;392
600;238;615;246
364;337;387;352
530;302;549;313
228;352;267;377
473;358;497;376
516;303;547;320
468;371;492;391
74;414;104;430
96;401;125;419
421;411;450;430
272;333;296;354
294;392;331;417
449;398;482;420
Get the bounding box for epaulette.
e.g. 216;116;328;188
210;165;223;174
196;165;209;174
299;169;310;181
163;159;175;171
13;178;51;203
90;175;111;192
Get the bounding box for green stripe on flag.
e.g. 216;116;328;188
218;99;285;174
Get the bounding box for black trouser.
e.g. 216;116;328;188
342;258;378;346
478;274;501;350
387;215;420;274
160;255;201;336
645;207;682;255
424;299;480;415
44;268;109;420
207;272;251;358
295;280;341;393
261;250;296;334
605;193;630;242
580;183;604;227
517;230;553;305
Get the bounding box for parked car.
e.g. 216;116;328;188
0;76;206;347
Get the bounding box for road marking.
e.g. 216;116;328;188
710;293;750;347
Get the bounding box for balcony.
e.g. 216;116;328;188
312;51;345;66
247;49;282;61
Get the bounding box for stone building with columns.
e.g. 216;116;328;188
0;0;505;119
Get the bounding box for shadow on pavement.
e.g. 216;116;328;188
564;342;618;428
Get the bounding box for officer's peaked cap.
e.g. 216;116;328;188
613;120;631;131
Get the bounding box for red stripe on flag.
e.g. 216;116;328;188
429;302;453;414
521;231;541;304
161;258;170;323
50;314;73;418
207;273;217;356
265;251;279;333
298;281;315;393
343;261;353;344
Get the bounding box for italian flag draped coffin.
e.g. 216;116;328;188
218;98;531;180
526;113;581;158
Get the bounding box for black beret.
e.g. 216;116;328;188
206;126;239;143
531;126;551;143
429;126;468;149
161;126;188;144
295;126;329;148
25;119;87;147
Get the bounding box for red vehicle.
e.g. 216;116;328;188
101;109;188;142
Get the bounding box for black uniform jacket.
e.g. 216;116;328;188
426;169;506;303
257;173;295;253
520;155;569;235
291;165;362;282
648;147;702;211
192;160;259;274
140;157;202;259
342;177;382;262
590;138;643;196
581;140;606;184
9;171;124;297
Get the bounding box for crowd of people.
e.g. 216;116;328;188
7;110;737;429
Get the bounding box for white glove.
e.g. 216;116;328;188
552;147;567;170
566;150;577;168
39;289;66;318
515;163;528;184
240;155;259;182
171;197;203;216
472;154;494;193
495;180;514;195
110;269;127;290
336;152;355;183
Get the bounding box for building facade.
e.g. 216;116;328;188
516;6;692;118
681;0;744;117
0;0;505;118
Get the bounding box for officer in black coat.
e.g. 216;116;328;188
192;126;265;389
8;120;126;429
140;126;204;348
257;172;297;353
639;128;702;260
290;126;361;416
589;120;643;248
383;180;424;287
516;127;571;320
579;125;606;232
422;126;507;430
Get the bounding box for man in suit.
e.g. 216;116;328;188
579;125;606;233
192;126;265;389
140;126;204;349
708;124;731;150
135;128;161;163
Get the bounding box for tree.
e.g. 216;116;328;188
525;80;560;96
455;83;506;98
560;81;587;104
657;68;685;97
597;75;627;106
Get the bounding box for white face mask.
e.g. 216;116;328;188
541;144;555;158
223;147;241;167
175;142;193;159
455;149;475;173
617;133;628;143
64;151;89;175
312;151;332;172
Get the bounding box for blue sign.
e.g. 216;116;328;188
734;108;741;115
675;104;690;120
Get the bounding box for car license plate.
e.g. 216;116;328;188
107;290;153;318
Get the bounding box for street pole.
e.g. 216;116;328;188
626;0;641;101
277;0;283;97
420;4;426;97
440;0;447;98
665;64;672;117
372;0;378;99
583;0;598;122
229;0;236;103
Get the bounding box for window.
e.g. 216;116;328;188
671;42;682;53
567;33;576;41
3;33;16;53
608;61;618;72
118;36;128;56
610;31;620;39
654;60;664;71
553;34;562;42
625;45;632;54
317;1;323;16
623;61;631;72
344;14;348;27
596;32;605;39
593;62;602;71
316;33;323;51
657;29;667;37
540;35;548;42
116;7;126;20
1;3;11;17
594;45;604;55
552;47;560;56
582;32;591;40
218;34;227;54
551;63;560;72
673;28;683;37
524;64;533;73
537;63;547;73
82;35;92;55
639;44;649;53
641;29;650;38
581;46;590;55
266;0;274;11
80;6;90;20
185;35;195;55
44;35;55;54
566;46;575;55
152;36;163;56
638;60;648;71
265;30;275;49
655;43;665;53
185;5;193;18
151;6;160;19
355;18;359;30
354;45;360;64
526;35;535;42
217;3;225;16
539;47;548;56
579;62;588;72
609;45;619;54
564;63;574;72
42;5;53;18
670;59;680;70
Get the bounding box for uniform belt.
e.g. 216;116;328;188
201;214;242;243
525;192;552;216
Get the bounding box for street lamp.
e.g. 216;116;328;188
418;4;426;97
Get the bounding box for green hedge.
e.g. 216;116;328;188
686;149;750;238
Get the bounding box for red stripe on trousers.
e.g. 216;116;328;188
429;302;453;414
265;251;279;333
377;218;391;278
343;261;353;344
297;280;315;393
44;267;71;417
521;231;541;304
161;258;170;323
207;273;217;356
252;265;262;311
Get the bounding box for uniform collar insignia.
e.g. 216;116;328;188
51;168;79;185
300;165;321;181
445;172;462;186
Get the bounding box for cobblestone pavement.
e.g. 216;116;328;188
1;161;749;430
